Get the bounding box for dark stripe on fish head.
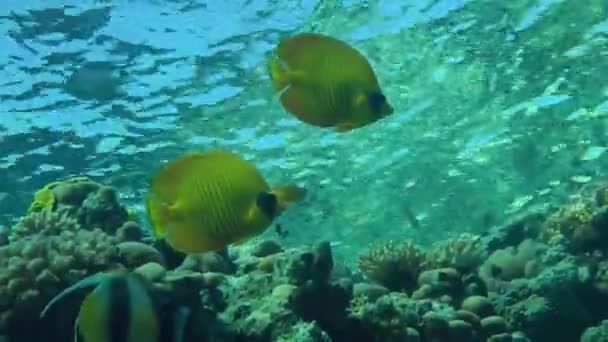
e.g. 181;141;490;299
108;275;131;342
256;191;277;218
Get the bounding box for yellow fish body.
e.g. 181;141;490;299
268;32;393;132
145;149;306;253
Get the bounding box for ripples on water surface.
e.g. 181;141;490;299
1;0;607;255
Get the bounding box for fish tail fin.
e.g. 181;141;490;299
271;185;307;210
267;56;290;93
145;195;171;238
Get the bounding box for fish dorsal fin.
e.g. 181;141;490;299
40;273;109;319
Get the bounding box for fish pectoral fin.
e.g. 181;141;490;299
268;56;291;92
275;84;292;102
284;70;312;86
244;204;259;223
353;93;367;107
146;196;182;239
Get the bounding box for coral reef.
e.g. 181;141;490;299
358;240;425;292
424;233;487;274
4;179;608;341
26;176;128;235
542;182;608;252
0;210;121;335
0;177;151;340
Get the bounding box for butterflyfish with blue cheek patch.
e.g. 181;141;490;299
268;32;394;132
40;272;190;342
145;149;307;254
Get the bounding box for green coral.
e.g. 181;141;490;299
358;241;425;292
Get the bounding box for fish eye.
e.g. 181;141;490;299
367;92;386;113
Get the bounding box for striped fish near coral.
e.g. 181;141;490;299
145;149;307;254
40;272;189;342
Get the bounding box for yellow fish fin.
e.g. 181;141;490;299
268;55;315;90
272;185;307;210
268;56;291;93
166;219;221;254
244;203;260;223
285;70;312;86
145;195;182;239
335;122;356;132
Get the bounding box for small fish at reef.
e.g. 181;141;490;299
40;272;190;342
145;149;307;253
275;223;289;238
267;32;394;132
400;203;420;229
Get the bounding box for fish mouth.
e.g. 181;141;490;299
383;104;394;116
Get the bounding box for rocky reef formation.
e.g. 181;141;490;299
2;177;608;341
0;177;161;340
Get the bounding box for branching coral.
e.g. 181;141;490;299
424;233;487;274
358;241;425;292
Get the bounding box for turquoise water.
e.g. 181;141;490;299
1;0;607;257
